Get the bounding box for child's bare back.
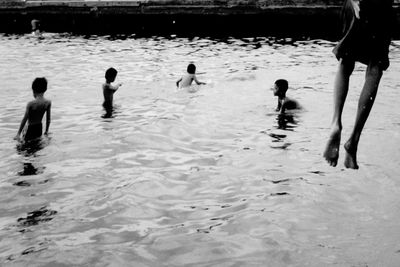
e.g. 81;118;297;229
26;98;51;125
178;74;196;88
15;77;51;141
176;63;205;89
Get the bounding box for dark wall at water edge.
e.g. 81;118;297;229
0;12;342;38
0;0;399;38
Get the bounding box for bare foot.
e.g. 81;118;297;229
323;128;341;167
344;140;359;169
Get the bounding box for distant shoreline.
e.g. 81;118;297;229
1;0;399;38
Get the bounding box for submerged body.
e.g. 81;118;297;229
176;63;206;89
177;74;205;89
276;97;301;114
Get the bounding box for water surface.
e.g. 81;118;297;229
1;34;400;266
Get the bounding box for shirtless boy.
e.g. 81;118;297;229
15;77;51;141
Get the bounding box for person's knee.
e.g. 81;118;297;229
366;64;383;79
339;58;355;76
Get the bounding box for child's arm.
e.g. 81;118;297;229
275;99;282;112
176;78;182;88
45;101;51;135
109;83;122;91
14;104;29;140
280;103;286;114
194;76;206;85
350;0;360;19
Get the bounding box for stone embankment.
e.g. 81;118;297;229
0;0;399;37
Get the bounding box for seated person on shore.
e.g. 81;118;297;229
272;79;301;114
176;63;206;90
31;19;42;36
15;77;51;141
103;67;122;116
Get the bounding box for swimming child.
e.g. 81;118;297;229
15;77;51;141
272;79;301;114
31;19;41;36
323;0;394;169
103;67;122;116
176;63;206;89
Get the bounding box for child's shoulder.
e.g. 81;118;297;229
44;98;51;106
283;97;301;109
31;98;51;106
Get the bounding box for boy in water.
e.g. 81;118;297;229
15;77;51;141
272;79;301;114
323;0;394;169
103;67;122;116
176;63;206;89
31;19;41;36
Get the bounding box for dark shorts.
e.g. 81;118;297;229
25;123;42;141
333;0;394;70
103;101;113;110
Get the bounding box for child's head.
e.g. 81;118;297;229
32;77;47;94
187;64;196;74
31;19;40;31
273;79;289;98
105;67;118;83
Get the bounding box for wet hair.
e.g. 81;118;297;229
274;79;289;95
187;64;196;74
105;67;118;82
32;77;47;93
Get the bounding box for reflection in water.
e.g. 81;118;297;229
268;113;300;149
276;113;298;131
17;162;45;176
13;180;31;187
16;138;47;157
17;206;57;227
14;138;48;186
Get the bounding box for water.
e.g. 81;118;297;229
1;34;400;266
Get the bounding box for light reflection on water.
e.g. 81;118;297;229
0;34;400;266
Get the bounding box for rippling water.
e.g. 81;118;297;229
1;34;400;266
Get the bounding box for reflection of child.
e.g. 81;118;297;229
102;67;122;114
272;79;300;114
176;63;206;89
324;0;394;169
15;78;51;141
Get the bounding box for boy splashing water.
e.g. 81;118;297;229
176;63;206;90
102;67;122;118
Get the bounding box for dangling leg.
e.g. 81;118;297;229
324;58;355;166
344;62;382;169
